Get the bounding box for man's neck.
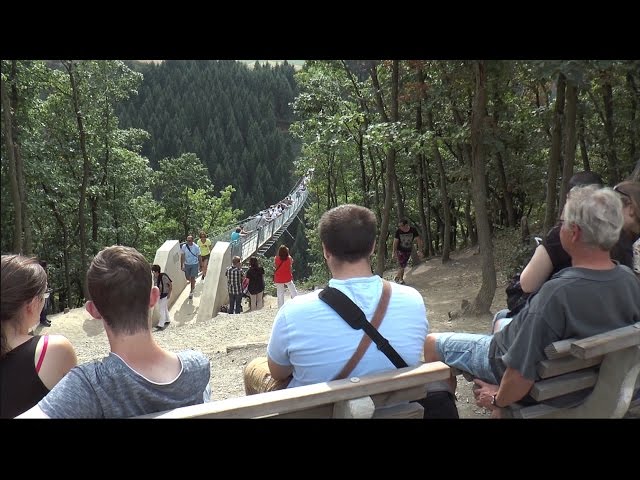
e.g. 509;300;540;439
570;247;615;270
329;260;374;280
106;328;160;361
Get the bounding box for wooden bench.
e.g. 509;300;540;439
456;322;640;418
136;361;451;419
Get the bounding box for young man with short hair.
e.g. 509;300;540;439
392;218;424;284
243;205;457;417
18;245;211;418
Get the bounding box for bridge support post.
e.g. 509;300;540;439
197;241;232;321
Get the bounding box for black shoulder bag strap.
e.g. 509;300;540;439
319;280;408;377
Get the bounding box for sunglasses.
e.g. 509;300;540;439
614;185;632;206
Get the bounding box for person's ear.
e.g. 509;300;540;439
85;300;103;320
149;286;160;308
321;243;330;261
26;296;42;314
370;241;376;256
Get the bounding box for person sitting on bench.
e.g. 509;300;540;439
424;185;640;416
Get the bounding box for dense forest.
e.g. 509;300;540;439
2;59;639;316
1;60;303;311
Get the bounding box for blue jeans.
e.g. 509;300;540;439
491;308;513;334
229;293;243;314
435;333;499;384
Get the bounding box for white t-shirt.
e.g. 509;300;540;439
267;275;428;388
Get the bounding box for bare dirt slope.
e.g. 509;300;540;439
36;247;510;419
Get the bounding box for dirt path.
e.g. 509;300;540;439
38;247;507;419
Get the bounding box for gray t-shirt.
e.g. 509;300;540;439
38;350;210;418
490;265;640;381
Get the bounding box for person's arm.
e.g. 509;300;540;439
267;356;294;381
180;247;185;270
392;238;399;257
519;245;553;293
37;335;78;391
167;276;173;298
473;367;534;410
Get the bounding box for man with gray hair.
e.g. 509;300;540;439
424;185;640;415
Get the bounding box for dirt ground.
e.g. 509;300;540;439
39;246;510;419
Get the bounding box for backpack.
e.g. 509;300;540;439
158;272;172;297
505;273;531;317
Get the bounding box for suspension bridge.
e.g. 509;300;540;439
150;173;312;324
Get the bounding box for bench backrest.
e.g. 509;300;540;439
136;361;450;419
512;322;640;418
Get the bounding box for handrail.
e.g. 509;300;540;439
209;175;310;261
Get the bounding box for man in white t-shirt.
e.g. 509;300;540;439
242;204;458;417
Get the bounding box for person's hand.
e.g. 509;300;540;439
417;250;425;260
181;265;185;271
472;378;499;410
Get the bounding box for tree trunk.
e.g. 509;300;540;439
559;82;578;213
65;60;91;300
9;61;33;255
602;75;621;182
492;90;515;228
577;100;590;171
495;151;515;228
469;61;496;316
626;71;638;167
371;61;400;276
1;75;23;253
426;110;452;263
543;73;566;235
357;133;369;208
41;183;72;312
601;71;620;184
465;192;477;246
422;156;435;256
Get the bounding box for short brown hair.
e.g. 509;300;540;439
86;246;152;334
319;204;376;262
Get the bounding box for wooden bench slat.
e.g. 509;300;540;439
530;369;599;401
537;355;603;379
261;386;429;418
544;338;576;360
569;323;640;359
137;361;450;419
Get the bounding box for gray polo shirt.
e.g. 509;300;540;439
489;265;640;381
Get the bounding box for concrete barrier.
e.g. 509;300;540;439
151;240;187;326
197;241;232;322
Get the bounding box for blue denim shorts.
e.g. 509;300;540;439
435;332;499;384
184;263;198;280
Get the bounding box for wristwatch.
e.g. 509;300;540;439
491;394;499;407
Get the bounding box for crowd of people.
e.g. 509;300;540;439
2;170;638;419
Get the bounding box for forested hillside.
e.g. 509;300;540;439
118;60;300;214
